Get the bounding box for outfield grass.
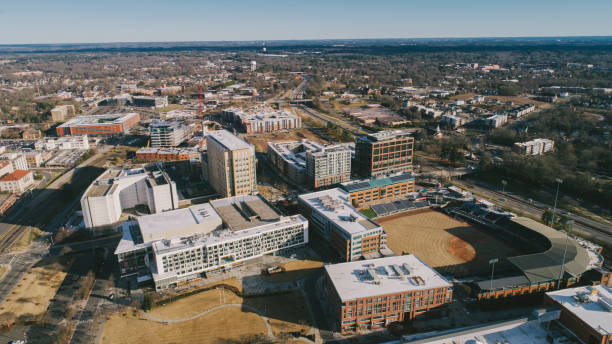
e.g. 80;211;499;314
359;208;377;218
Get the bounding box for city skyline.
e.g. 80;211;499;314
1;0;611;44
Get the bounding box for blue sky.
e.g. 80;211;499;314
1;0;611;44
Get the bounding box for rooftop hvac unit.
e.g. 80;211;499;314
367;268;381;285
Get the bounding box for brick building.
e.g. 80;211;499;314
56;113;140;136
355;130;414;177
324;255;453;334
298;188;385;262
340;173;415;208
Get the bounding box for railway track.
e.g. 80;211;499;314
453;180;612;243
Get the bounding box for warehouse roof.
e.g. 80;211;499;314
210;194;280;231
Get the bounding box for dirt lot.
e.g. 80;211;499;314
101;286;311;343
379;210;520;276
261;259;324;283
101;306;268;344
0;256;73;325
245;128;329;153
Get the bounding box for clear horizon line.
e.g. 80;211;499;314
2;34;612;46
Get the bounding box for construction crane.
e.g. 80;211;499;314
198;84;203;133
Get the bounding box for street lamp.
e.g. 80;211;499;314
489;258;499;297
550;178;563;227
501;180;507;194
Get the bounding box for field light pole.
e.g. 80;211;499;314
557;230;569;290
489;258;499;297
501;180;507;194
550;178;563;227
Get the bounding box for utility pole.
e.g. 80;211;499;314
551;178;563;227
501;180;507;194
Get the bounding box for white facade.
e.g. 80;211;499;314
81;164;179;229
35;135;90;150
115;195;308;290
513;138;554;155
0;170;34;194
0;153;28;171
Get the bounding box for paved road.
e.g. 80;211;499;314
453;179;612;246
0;242;48;304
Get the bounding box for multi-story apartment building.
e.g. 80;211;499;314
23;151;43;168
355;130;414;177
509;104;536;118
56;113;140;136
0;161;13;177
81;163;178;229
513;138;554;155
267;140;352;189
485;113;508;128
132;96;168;109
0;153;28;171
298;188;385;262
324;255;453;334
50;104;75;122
205;130;257;197
35;135;90;150
340;173;415;208
0;170;34;194
149;120;191;148
115;195;308;290
221;105;302;134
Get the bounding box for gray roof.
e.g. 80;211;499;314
475;275;530;291
507;217;590;284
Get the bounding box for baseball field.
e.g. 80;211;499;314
379;210;520;276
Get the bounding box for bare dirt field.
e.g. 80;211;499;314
261;259;324;283
245;128;329;153
101;287;312;343
0;256;73;326
379;210;520;276
449;92;554;109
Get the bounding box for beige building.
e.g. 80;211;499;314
51;104;75;122
205;130;257;198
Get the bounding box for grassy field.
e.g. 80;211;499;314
260;259;323;283
101;286;312;343
380;210;521;276
0;256;73;326
245;128;329;153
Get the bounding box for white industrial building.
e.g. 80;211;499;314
115;194;308;290
80;163;179;229
35;135;90;150
0;153;28;171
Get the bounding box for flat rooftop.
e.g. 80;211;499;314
325;255;452;302
298;188;381;236
58;113;138;128
358;129;414;143
207;129;252;151
341;173;414;193
137;203;222;243
85;164;169;197
210;194;280;231
546;285;612;336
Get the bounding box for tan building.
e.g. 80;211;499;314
51;104;75;122
205;130;257;198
